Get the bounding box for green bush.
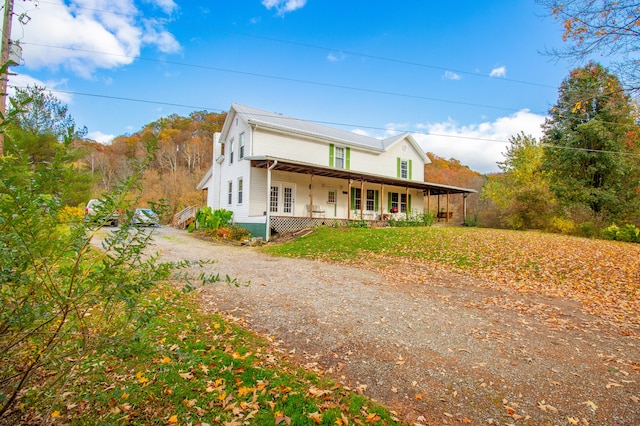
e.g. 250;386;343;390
196;207;233;231
547;216;576;235
602;223;640;243
389;210;434;227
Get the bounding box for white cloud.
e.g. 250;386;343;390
87;130;115;144
16;0;180;78
262;0;307;16
327;52;346;62
489;66;507;78
443;70;462;80
9;73;73;103
413;109;546;174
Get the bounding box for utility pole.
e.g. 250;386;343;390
0;0;14;156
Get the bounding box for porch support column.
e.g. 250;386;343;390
427;188;431;214
347;179;352;220
446;191;450;223
266;160;278;242
380;183;384;220
463;193;468;223
405;186;409;219
437;194;441;215
360;179;364;220
309;174;314;218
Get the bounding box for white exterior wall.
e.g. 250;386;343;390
215;117;253;223
252;128;425;181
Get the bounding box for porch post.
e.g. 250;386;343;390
309;174;314;218
427;188;431;214
347;179;352;220
380;183;384;220
446;191;450;223
463;193;468;222
405;186;409;219
360;180;364;220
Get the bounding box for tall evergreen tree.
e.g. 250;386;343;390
542;62;640;220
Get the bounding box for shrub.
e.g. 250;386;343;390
602;223;640;243
196;207;233;231
0;138;223;419
58;205;84;223
547;216;576;235
389;210;434;227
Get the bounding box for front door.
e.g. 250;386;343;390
270;183;296;216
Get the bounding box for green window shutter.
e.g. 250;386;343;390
345;147;351;170
408;194;412;211
409;160;413;180
388;193;392;211
397;157;401;178
374;190;379;211
329;144;335;167
350;188;355;208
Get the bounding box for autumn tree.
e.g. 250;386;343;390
482;133;556;229
538;0;640;92
542;62;640;221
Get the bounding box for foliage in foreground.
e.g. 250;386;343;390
6;287;400;426
263;226;640;329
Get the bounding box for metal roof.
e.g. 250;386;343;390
247;156;476;195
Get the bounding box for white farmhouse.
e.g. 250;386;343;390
197;103;475;240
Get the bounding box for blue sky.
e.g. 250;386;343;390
8;0;574;173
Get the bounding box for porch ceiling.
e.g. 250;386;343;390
249;156;476;195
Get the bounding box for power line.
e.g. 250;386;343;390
21;42;528;115
10;84;640;158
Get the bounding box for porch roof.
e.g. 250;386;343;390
247;156;476;196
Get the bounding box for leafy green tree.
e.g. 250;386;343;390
8;85;86;140
4;87;93;206
542;62;640;220
482;132;556;229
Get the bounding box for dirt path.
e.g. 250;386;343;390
145;227;639;425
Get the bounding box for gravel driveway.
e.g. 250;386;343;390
144;226;639;425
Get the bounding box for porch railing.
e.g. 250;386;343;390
172;205;197;229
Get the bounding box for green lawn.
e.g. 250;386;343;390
263;226;640;328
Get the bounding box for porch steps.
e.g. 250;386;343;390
172;205;198;229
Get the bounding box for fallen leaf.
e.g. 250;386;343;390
308;412;322;424
582;400;598;411
168;414;178;424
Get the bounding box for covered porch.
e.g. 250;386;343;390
249;156;476;238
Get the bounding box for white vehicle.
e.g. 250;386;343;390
84;199;120;227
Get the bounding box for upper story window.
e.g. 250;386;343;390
400;160;408;179
335;147;344;168
330;144;350;169
229;139;234;164
397;157;412;179
239;133;245;159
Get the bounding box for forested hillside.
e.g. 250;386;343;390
76;111;227;217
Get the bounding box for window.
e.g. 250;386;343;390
327;190;336;204
397;158;412;179
229;139;234;164
330;144;350;169
391;192;399;211
352;188;361;210
400;160;408;179
237;178;243;204
335;147;344;168
366;189;375;211
270;186;279;213
283;187;293;213
227;181;233;205
239;133;245;159
390;192;408;213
